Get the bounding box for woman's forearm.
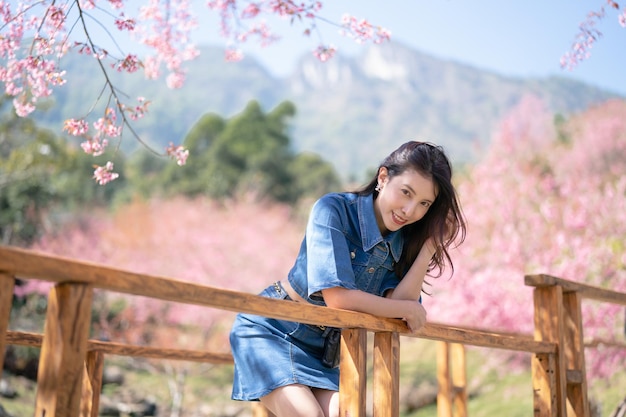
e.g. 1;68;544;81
322;287;417;319
387;239;436;301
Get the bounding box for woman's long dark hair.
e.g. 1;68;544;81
356;141;466;279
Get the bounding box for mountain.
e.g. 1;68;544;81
33;42;623;181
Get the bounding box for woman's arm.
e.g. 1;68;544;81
321;287;427;332
386;239;436;301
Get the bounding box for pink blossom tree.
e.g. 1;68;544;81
428;96;626;381
26;196;304;346
0;0;390;183
24;94;626;383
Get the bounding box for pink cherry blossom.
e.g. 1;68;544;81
224;48;244;62
166;71;185;88
63;118;90;135
340;14;391;44
112;54;141;72
562;2;625;69
93;107;122;138
313;44;336;62
166;142;189;166
121;96;151;121
92;161;119;185
80;137;109;156
114;14;136;31
0;0;392;183
428;97;626;381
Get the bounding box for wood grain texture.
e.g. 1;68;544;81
35;283;94;417
450;343;467;417
532;353;557;417
525;274;626;305
5;330;234;364
562;292;589;417
339;328;367;417
532;286;566;417
436;341;452;417
81;351;104;417
373;332;400;417
0;273;15;374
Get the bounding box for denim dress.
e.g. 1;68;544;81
230;192;404;401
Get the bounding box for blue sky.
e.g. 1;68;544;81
194;1;626;95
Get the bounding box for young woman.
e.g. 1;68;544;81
230;141;466;417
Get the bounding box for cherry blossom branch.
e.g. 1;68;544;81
208;0;390;63
0;0;387;184
561;0;625;70
66;1;159;184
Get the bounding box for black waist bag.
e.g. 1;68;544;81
321;328;341;368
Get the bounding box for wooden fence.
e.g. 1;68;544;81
1;245;625;417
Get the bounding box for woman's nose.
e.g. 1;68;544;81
402;203;415;218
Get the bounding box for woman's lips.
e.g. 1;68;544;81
391;212;407;226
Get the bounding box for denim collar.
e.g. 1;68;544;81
357;193;403;262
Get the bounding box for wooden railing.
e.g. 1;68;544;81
1;245;625;417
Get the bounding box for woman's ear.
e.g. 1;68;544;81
377;167;389;187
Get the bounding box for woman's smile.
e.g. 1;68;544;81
374;167;437;234
391;211;407;226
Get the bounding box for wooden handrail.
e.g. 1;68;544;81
5;331;234;364
584;337;626;349
411;323;555;353
0;245;556;353
2;245;625;417
0;245;405;332
525;274;626;305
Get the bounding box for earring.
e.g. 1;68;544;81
375;183;382;192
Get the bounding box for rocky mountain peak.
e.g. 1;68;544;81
361;43;410;81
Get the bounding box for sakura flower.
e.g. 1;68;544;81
63;118;89;136
313;45;336;62
93;161;119;185
166;142;189;166
81;137;109;156
225;48;244;62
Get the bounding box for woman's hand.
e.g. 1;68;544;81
402;300;427;333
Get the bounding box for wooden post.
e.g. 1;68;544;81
373;331;400;417
532;353;558;417
437;342;467;417
437;341;452;417
35;283;94;417
0;273;15;371
80;350;104;417
450;343;467;417
532;285;566;417
339;328;367;417
562;291;589;417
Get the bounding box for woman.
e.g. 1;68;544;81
230;141;466;417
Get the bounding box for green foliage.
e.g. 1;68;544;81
289;151;342;198
126;100;341;203
1;97;339;245
0;97;129;246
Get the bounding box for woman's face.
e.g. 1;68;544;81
373;167;437;234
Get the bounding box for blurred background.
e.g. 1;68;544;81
2;1;625;416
